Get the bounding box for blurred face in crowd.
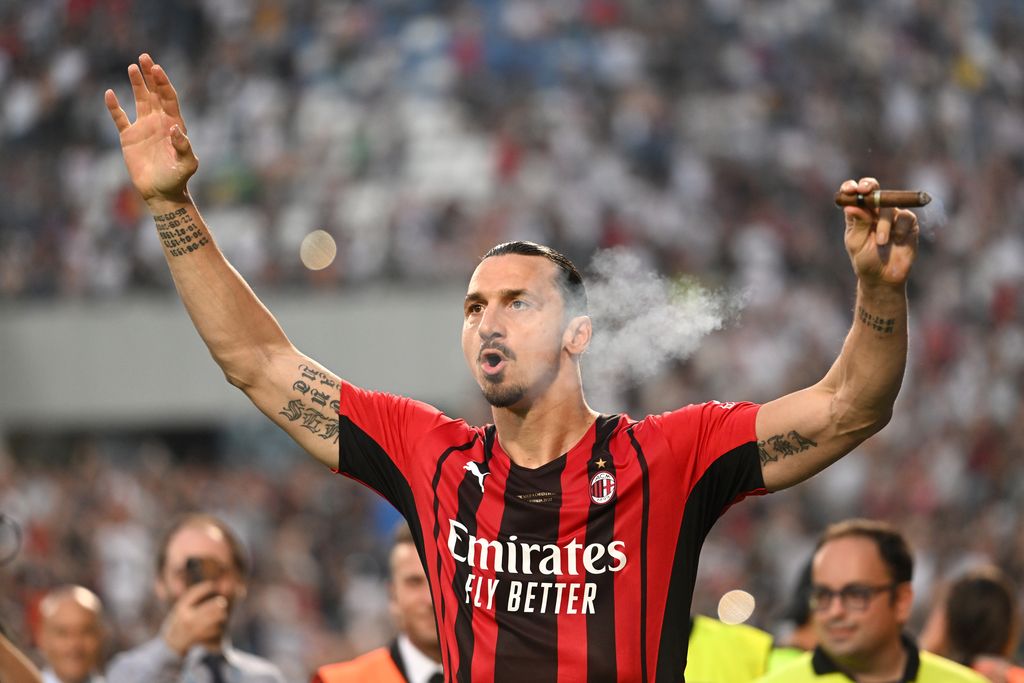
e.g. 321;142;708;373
462;254;586;409
156;522;246;614
38;587;104;683
390;541;440;660
811;535;912;667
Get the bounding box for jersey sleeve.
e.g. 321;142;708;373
646;400;767;511
335;380;454;510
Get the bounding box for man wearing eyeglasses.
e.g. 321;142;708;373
755;519;985;683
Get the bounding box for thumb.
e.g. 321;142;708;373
170;124;193;157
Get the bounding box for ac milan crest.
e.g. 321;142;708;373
589;471;616;504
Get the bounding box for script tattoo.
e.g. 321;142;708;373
154;207;210;258
857;306;896;335
757;430;818;465
280;366;342;443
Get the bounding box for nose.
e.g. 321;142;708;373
478;305;505;340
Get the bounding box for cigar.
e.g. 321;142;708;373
834;190;932;208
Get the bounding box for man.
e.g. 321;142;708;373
106;514;285;683
767;558;817;672
106;53;918;681
37;586;105;683
685;614;773;682
314;523;443;683
755;519;986;683
920;565;1024;682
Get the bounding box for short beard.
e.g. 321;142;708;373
480;377;527;408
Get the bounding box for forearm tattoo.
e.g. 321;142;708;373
279;364;342;444
857;305;896;335
757;430;818;465
154;207;210;257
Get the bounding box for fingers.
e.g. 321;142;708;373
839;177;881;226
171;125;191;155
890;208;919;247
104;89;130;133
152;64;184;125
875;208;893;245
127;63;151;117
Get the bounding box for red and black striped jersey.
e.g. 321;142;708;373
336;381;767;683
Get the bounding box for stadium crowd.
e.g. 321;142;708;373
1;0;1023;678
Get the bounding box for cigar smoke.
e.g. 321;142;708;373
582;248;745;408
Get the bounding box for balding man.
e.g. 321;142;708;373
107;514;284;683
37;586;105;683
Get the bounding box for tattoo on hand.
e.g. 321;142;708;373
758;431;818;465
857;306;896;335
154;207;210;257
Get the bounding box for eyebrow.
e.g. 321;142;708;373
464;288;530;306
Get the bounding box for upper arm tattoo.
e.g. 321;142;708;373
278;364;342;444
757;430;818;466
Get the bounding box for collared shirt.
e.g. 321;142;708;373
395;635;443;683
42;669;105;683
106;638;285;683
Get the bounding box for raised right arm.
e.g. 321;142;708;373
105;54;339;469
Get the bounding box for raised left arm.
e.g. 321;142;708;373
758;177;919;492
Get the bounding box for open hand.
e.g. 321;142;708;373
838;177;919;288
105;54;197;204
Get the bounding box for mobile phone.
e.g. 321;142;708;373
184;556;210;586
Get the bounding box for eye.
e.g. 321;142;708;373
466;303;484;316
510;299;528;310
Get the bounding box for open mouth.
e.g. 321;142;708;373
480;351;507;375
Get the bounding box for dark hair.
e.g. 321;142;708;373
155;513;249;577
945;566;1018;664
783;558;813;627
482;241;588;317
816;518;913;585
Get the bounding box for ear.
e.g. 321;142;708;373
563;315;592;356
893;582;913;624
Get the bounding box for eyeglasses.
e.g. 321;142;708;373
808;583;898;612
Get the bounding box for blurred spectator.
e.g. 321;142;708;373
920;565;1024;683
756;519;985;683
686;614;773;682
37;585;105;683
313;522;441;683
105;514;284;683
1;0;1024;676
767;558;816;672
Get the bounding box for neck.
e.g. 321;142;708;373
491;383;598;469
834;636;907;683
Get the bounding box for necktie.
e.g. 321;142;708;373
202;653;229;683
427;673;445;683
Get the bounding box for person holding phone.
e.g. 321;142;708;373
106;514;284;683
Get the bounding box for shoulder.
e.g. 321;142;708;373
691;614;773;650
754;651;820;682
315;648;401;680
918;651;989;682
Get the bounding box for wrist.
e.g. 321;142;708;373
146;191;192;216
857;278;906;302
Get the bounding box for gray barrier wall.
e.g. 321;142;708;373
0;286;472;430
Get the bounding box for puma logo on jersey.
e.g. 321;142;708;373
464;461;490;493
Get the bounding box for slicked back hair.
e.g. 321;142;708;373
816;518;913;585
482;241;588;318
